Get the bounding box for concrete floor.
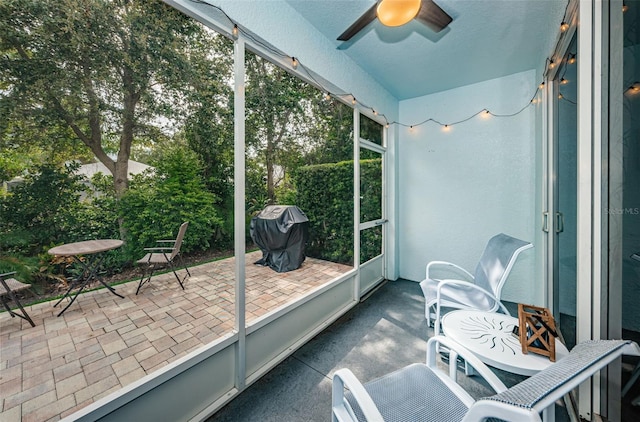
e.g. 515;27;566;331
209;279;532;421
210;279;640;421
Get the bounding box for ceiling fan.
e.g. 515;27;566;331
337;0;453;42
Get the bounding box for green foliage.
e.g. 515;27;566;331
0;164;88;254
294;161;354;264
360;226;383;264
293;158;382;265
0;254;41;284
119;144;222;260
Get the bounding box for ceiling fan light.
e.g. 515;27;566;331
377;0;422;27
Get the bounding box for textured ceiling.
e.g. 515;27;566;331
286;0;567;99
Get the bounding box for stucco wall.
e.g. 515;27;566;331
397;69;541;305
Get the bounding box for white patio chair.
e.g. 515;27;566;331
420;233;533;336
332;335;640;422
136;221;191;294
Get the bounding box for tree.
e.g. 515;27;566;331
119;143;221;258
245;52;317;204
0;0;220;200
183;36;235;244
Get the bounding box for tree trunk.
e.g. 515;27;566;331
266;130;275;204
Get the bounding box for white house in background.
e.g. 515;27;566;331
76;159;152;180
74;160;152;200
2;160;152;193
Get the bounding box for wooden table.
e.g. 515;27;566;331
49;239;124;316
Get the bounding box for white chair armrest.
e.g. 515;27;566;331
144;247;174;252
427;336;508;395
435;279;510;315
426;261;474;282
462;400;539;422
332;368;384;422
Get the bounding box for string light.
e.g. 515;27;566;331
560;78;568;85
623;2;628;13
187;0;592;135
324;92;331;101
626;82;640;94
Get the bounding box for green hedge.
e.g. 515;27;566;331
293;158;381;265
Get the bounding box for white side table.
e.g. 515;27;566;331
441;310;572;421
441;309;569;376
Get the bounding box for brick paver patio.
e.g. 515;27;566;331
0;251;352;421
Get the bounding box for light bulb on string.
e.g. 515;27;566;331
385;123;390;129
324;92;331;101
623;2;628;13
626;82;640;94
182;2;570;137
560;78;568;85
481;110;491;119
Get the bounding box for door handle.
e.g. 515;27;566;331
556;212;564;233
543;212;550;233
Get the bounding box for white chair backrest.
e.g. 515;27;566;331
469;340;640;421
473;233;533;298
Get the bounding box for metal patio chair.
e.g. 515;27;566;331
136;222;191;294
332;335;640;422
420;233;533;336
0;271;36;327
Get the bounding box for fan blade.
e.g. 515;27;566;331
415;0;452;33
337;3;378;41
